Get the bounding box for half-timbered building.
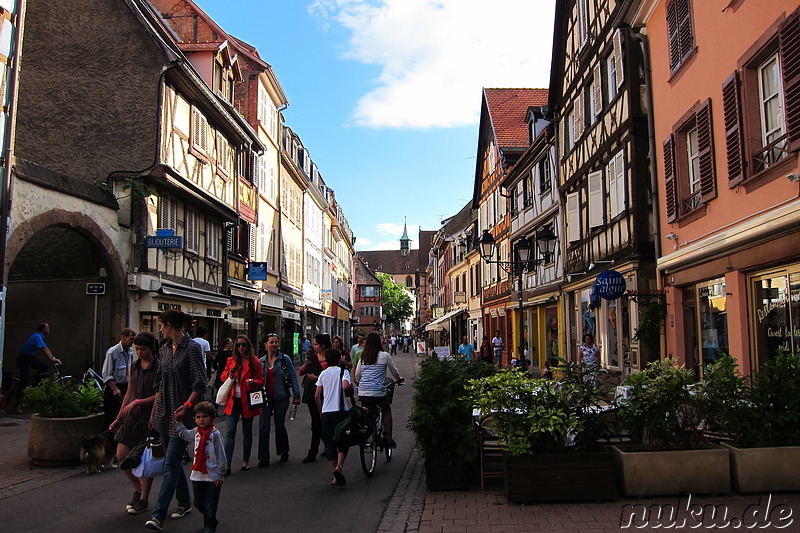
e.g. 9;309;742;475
550;0;657;373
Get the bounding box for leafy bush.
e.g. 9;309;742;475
23;378;103;418
408;357;494;463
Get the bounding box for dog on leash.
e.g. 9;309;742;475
80;431;116;474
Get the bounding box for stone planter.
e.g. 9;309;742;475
28;412;104;466
425;457;468;491
505;450;616;502
613;445;730;497
722;442;800;493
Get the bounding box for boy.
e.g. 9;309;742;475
175;402;226;533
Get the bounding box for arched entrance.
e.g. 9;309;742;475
4;210;126;375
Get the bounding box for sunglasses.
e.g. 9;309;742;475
236;342;249;347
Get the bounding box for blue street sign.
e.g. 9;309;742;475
247;262;267;281
593;270;627;300
145;235;183;248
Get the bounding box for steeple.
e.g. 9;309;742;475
400;217;410;256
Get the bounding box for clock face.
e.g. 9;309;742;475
401;248;410;257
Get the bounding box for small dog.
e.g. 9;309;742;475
80;431;116;474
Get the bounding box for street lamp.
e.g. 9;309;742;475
478;227;557;367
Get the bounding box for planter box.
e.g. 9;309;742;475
722;442;800;493
28;413;104;466
613;445;730;497
505;451;616;502
425;458;468;491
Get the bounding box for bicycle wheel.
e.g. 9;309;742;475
57;377;82;391
380;420;393;462
360;417;378;477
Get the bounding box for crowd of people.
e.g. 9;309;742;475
13;315;406;532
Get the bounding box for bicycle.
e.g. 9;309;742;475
359;378;403;478
53;362;104;392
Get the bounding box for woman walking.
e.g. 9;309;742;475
109;332;158;515
218;335;264;474
298;333;331;463
331;335;352;369
354;332;403;448
258;333;301;467
145;310;207;532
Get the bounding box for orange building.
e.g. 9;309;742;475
626;0;800;375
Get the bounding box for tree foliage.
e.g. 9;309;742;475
377;272;413;326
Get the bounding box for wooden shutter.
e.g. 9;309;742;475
666;0;680;70
566;192;580;242
780;10;800;152
588;171;604;228
696;99;717;202
614;29;624;89
574;90;585;140
663;135;678;222
249;223;257;259
677;0;693;61
593;63;603;119
609;151;626;217
722;71;745;186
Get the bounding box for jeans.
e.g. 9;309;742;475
321;411;348;461
225;397;254;465
151;435;191;522
192;480;221;530
15;354;48;405
306;401;322;454
258;397;289;462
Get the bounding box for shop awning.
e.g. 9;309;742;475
160;283;231;307
425;308;466;332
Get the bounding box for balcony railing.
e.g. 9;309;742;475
752;134;789;174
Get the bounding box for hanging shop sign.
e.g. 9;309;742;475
593;270;627;300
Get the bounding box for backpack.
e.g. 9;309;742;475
333;405;372;448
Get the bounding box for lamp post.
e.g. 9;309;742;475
478;227;557;367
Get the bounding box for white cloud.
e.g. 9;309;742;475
375;222;405;236
310;0;556;129
356;237;373;247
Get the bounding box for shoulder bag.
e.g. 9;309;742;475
333;368;371;447
215;376;234;405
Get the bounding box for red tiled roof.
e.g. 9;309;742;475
484;88;548;149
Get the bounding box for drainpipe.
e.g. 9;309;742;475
0;0;26;376
630;27;666;361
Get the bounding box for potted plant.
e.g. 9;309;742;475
703;352;800;492
613;359;730;497
466;362;616;502
408;356;494;490
24;378;104;465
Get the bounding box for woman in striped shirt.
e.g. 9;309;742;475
354;332;403;448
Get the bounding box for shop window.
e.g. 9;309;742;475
751;270;800;367
606;299;619;368
545;306;559;367
698;280;729;367
579;288;597;340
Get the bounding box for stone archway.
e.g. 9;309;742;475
4;209;127;373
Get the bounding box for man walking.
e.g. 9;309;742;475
390;335;397;355
15;323;60;413
101;328;136;428
457;336;475;362
192;326;212;378
491;330;503;367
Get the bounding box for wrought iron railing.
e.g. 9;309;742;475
752;133;788;174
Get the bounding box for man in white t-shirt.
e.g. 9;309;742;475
491;330;503;367
315;349;352;487
193;326;212;378
389;335;397;355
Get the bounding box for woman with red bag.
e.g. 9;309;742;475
219;335;263;475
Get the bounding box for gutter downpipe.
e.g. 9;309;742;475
630;27;667;361
0;0;26;376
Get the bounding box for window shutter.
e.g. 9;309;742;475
666;0;680;70
249;223;257;259
593;63;603;118
566;192;580;242
614;29;624;89
574;90;585;140
780;10;800;152
588;171;604;228
722;71;745;186
610;151;626;217
226;225;234;253
696;99;717;202
663;135;678;222
677;0;693;61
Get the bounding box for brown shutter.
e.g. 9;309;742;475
722;71;744;186
614;29;625;88
696;99;716;202
666;0;679;70
780;9;800;152
677;0;693;60
663;135;678;222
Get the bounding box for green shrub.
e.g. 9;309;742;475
23;378;103;418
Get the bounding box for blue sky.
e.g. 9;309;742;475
194;0;556;250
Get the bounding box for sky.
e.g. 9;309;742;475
195;0;557;251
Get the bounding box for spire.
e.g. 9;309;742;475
400;217;410;256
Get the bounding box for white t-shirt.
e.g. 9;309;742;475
192;337;211;356
390;336;397;346
492;336;503;350
316;366;351;413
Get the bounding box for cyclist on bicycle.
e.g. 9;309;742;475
354;332;403;448
15;322;60;413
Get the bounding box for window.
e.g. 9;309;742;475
406;276;413;288
216;134;230;177
539;157;552;194
190;107;209;155
510;186;518;216
206;220;220;261
607;149;626;218
576;0;589;49
158;194;177;231
185;209;199;254
666;0;694;71
607;54;618;101
592;63;603;119
488;142;497;173
361;286;379;298
663;99;716;222
758;54;786;164
566;108;576;150
566;192;580;242
522;172;532;206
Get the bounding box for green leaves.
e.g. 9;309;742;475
23;378;103;418
376;273;413;326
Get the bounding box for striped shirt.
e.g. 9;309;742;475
152;335;207;437
355;351;400;397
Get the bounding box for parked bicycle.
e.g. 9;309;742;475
359;379;403;477
53;362;104;392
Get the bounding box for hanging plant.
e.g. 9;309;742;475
633;297;666;356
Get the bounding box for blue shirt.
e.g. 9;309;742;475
458;343;475;361
20;332;46;356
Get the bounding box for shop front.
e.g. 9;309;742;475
281;293;304;361
226;282;260;346
259;292;283;345
749;264;800;368
482;279;511;365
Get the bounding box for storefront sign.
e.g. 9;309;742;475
593;270;627;300
158;302;182;311
281;310;301;321
247;262;267;281
207;309;222;318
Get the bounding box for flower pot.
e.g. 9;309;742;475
722;442;800;493
28;412;104;466
505;450;616;502
613;445;730;497
424;457;468;491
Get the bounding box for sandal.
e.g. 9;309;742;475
332;469;346;486
240;463;250;471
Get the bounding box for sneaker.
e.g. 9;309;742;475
145;517;162;531
126;491;142;510
127;500;148;515
170;506;192;519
